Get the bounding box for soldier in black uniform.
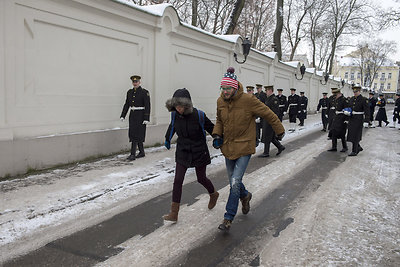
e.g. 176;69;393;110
327;88;338;139
317;92;329;131
298;91;308;126
254;84;266;145
346;85;370;156
276;89;287;121
286;88;300;131
368;92;377;128
120;75;151;161
259;86;285;157
391;93;400;129
246;85;255;95
375;94;389;127
327;88;348;152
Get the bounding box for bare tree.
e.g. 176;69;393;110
378;0;400;29
192;0;198;26
273;0;284;60
324;0;375;74
351;39;397;88
283;0;314;61
223;0;246;34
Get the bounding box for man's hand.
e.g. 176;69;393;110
212;136;223;149
255;118;261;123
143;120;149;125
363;122;369;128
164;140;170;150
276;132;285;141
120;117;124;121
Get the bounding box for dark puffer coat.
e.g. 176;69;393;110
165;89;214;168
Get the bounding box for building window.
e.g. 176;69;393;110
357;72;361;79
374;83;377;89
374;73;378;78
388;73;392;79
381;73;385;80
380;83;384;89
351;72;355;79
387;83;391;89
345;72;348;79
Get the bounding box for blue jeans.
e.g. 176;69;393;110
224;155;251;221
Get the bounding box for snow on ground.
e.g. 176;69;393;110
1;110;399;266
0;113;320;262
260;123;400;266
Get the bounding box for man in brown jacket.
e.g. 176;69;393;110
212;68;285;231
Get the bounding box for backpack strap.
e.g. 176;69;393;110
197;109;206;138
168;111;176;142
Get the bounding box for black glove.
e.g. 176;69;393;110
276;132;285;141
212;136;223;149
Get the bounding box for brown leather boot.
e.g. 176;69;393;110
163;202;180;222
208;191;219;209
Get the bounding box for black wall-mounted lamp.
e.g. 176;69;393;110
234;38;252;64
320;72;330;85
295;64;306;80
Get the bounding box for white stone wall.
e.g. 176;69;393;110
0;0;352;177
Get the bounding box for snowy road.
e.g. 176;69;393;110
1;112;399;266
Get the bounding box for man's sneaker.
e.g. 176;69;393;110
218;219;232;231
241;192;252;214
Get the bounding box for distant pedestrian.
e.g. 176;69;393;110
317;92;329;131
212;68;285;231
375;94;389;127
368;92;377;128
391;93;400;128
120;75;151;161
287;88;300;131
346;85;369;156
254;84;266;145
276;89;287;121
327;88;337;139
163;88;219;222
259;86;285;157
298;91;308;126
327;88;348;152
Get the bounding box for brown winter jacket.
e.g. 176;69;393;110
212;82;285;160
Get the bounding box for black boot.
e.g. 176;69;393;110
127;142;137;161
136;142;145;158
340;139;348;152
328;138;337;151
349;142;358;156
258;143;270;157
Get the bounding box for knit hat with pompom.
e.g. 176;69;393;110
220;67;238;89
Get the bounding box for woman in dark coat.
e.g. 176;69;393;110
375;94;389;127
163;88;219;222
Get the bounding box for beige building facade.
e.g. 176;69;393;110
334;56;400;99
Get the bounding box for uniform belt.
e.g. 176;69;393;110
289;104;297;106
352;111;364;115
131;106;145;110
322;107;328;109
330;107;336;110
335;111;344;114
300;104;305;106
279;105;285;107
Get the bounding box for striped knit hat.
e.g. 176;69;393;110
220;67;238;89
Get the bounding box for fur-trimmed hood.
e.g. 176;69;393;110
165;88;193;115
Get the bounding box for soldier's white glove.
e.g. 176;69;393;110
343;110;351;116
143;120;149;125
298;111;301;113
316;110;319;114
120;117;125;121
255;118;261;123
363;122;369;128
283;112;287;115
325;115;328;118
